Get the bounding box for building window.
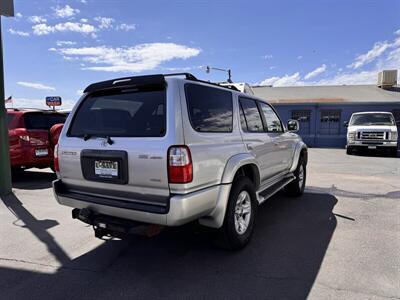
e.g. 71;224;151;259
291;110;311;134
319;109;341;135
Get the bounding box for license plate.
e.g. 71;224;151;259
94;160;118;178
368;146;377;149
35;148;48;157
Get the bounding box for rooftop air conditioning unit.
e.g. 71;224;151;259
377;70;397;88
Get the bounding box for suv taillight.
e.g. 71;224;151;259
54;144;60;172
168;146;193;183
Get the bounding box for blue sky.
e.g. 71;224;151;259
3;0;400;109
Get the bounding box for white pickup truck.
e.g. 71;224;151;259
345;112;398;156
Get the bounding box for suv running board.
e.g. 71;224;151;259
257;174;296;204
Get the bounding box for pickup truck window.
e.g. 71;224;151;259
185;84;233;132
350;113;395;126
239;98;264;133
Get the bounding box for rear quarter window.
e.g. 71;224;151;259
185;84;233;132
6;114;16;129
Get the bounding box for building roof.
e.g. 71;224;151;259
251;84;400;104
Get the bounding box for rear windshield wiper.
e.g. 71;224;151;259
82;134;114;145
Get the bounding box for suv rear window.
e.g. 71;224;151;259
69;88;166;137
185;84;233;132
24;113;66;130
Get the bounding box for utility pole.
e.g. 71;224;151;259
0;1;14;196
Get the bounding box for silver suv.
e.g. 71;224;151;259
53;74;307;249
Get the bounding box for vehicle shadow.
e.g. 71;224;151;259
12;169;56;190
0;191;337;299
351;148;399;158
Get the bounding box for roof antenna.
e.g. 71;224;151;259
206;66;233;83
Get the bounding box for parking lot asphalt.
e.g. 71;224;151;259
0;148;399;300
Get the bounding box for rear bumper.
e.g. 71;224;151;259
10;146;53;168
53;179;226;226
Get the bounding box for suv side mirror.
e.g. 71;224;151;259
344;121;349;127
287;119;299;132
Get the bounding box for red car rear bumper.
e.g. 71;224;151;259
10;145;54;169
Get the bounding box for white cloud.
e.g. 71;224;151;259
262;54;273;60
94;17;115;29
33;22;96;35
269;66;276;70
8;29;30;37
117;23;136;31
28;16;47;23
80;18;88;23
348;41;391;69
15;13;23;18
258;30;400;87
54;5;80;18
56;40;76;46
80;0;87;3
259;73;302;86
51;43;201;73
17;81;56;91
297;55;303;60
76;89;84;95
304;64;327;80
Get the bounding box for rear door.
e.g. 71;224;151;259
239;97;275;181
59;83;174;210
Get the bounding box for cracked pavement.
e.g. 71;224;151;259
0;148;399;299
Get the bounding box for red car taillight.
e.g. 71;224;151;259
54;144;60;172
13;128;30;142
168;146;193;183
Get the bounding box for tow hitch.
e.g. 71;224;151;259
71;208;163;239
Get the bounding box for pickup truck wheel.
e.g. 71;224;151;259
219;176;257;250
285;157;306;197
346;146;353;155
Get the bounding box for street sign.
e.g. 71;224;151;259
0;0;14;17
46;96;62;107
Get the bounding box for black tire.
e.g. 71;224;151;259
219;176;257;250
285;156;306;197
390;148;398;157
346;146;353;155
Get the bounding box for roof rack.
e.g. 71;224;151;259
83;73;240;94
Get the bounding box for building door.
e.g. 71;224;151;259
319;109;341;135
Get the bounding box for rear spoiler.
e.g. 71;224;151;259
83;73;240;94
83;74;166;94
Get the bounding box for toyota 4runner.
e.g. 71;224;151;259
53;74;308;249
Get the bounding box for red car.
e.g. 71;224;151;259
7;109;67;171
